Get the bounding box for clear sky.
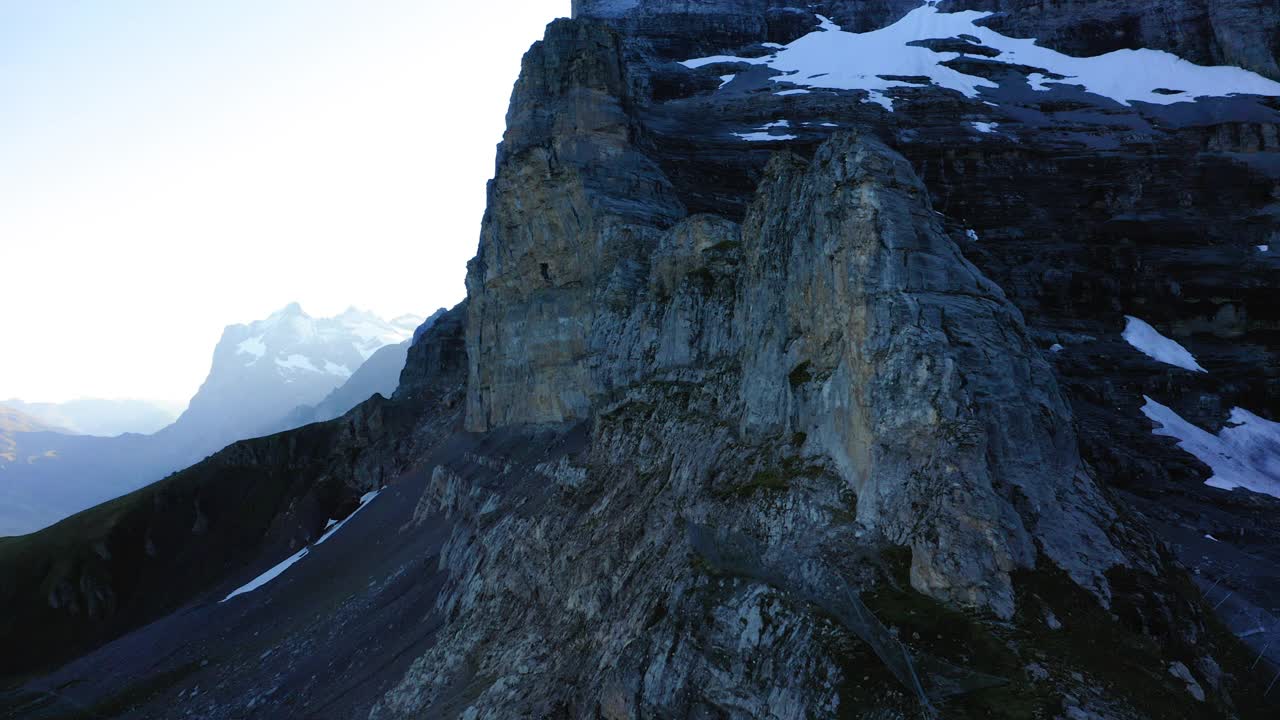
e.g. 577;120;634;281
0;0;568;407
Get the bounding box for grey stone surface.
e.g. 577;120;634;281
464;19;684;432
734;134;1122;617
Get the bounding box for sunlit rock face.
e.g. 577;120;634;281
464;20;684;432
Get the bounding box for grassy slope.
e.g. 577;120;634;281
0;395;423;683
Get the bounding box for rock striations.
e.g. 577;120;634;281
2;1;1278;719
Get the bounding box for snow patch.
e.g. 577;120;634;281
338;308;418;360
719;74;736;89
222;548;310;602
734;119;798;142
971;121;998;134
1123;316;1206;373
1258;245;1270;253
1027;73;1052;92
275;354;321;373
1050;343;1065;353
965;228;980;242
236;336;266;365
1142;397;1280;499
735;132;799;141
682;4;1280;112
814;13;840;33
776;89;812;96
316;490;381;546
221;489;382;602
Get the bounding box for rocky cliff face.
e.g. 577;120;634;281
373;2;1277;715
3;2;1278;719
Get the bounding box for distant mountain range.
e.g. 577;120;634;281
2;398;178;437
0;304;440;537
0;404;70;462
156;303;426;456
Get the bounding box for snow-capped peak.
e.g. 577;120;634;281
218;303;421;387
335;307;425;360
177;304;424;449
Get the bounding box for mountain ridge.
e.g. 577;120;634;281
1;399;176;438
0;304;421;537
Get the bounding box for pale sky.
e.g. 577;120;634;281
0;0;568;407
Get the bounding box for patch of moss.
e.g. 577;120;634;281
715;467;791;499
706;239;741;253
715;457;826;500
690;267;718;292
822;624;923;720
853;547;1272;719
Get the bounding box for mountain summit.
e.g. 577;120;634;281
169;303;422;450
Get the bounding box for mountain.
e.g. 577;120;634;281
0;304;420;537
157;303;425;455
2;398;177;437
0;404;70;461
280;309;447;430
2;2;1279;718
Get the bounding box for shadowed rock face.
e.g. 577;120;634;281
574;0;1280;80
966;0;1280;81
